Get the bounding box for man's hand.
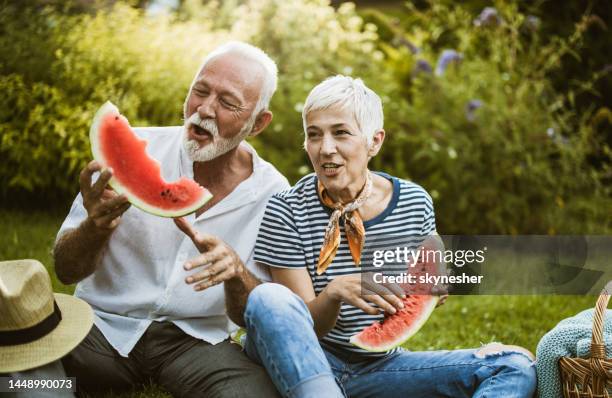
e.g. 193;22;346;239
174;217;245;291
54;160;130;285
80;160;130;230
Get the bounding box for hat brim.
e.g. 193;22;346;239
0;293;94;373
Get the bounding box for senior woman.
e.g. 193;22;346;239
242;76;537;398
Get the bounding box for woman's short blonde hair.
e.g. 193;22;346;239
302;75;384;145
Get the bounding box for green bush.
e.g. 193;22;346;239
0;3;227;200
0;1;609;234
0;0;383;201
364;2;611;234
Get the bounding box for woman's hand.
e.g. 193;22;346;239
431;284;449;307
323;274;405;315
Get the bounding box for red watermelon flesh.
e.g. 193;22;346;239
350;294;438;352
350;236;445;352
90;102;212;217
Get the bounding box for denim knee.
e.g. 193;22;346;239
498;353;537;394
245;283;312;328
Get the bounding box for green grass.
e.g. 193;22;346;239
408;295;593;352
0;208;72;294
0;208;171;398
0;208;597;396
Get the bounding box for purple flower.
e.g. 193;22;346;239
392;37;420;54
522;15;541;33
435;50;463;76
465;99;483;122
474;7;504;27
413;59;433;76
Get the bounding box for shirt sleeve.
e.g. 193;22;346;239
55;193;87;243
254;195;307;269
244;249;272;282
420;190;437;236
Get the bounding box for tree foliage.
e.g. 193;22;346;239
0;0;609;233
362;2;611;234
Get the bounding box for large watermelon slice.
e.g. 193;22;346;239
350;236;445;352
89;101;212;217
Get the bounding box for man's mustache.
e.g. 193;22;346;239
186;113;219;137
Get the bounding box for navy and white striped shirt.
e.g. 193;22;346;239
254;172;436;358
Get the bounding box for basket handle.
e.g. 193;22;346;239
591;280;611;358
588;281;611;392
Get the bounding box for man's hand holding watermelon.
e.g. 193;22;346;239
80;160;130;231
54;160;131;285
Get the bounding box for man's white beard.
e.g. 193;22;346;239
182;112;256;162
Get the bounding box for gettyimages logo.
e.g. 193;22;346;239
361;235;612;295
372;245;486;268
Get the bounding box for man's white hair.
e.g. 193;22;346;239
185;41;278;117
302;75;384;145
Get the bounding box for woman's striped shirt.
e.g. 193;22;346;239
254;172;436;359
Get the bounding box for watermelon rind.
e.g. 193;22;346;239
89;101;212;218
349;295;439;352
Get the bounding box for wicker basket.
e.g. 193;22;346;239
559;281;612;398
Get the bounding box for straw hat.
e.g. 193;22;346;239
0;259;93;373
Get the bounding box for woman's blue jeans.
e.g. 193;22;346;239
243;283;537;398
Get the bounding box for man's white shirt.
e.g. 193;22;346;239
57;126;289;357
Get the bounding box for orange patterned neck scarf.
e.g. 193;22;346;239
316;172;373;274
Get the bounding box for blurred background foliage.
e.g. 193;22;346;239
0;0;610;235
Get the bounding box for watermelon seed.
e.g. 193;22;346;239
115;116;119;120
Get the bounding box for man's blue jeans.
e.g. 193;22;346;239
243;283;537;398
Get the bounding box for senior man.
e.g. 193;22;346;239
53;42;288;397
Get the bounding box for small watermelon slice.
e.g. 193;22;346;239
89;101;212;217
350;294;438;352
351;236;445;352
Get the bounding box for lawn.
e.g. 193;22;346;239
0;208;597;397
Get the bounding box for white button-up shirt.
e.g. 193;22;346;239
57;126;289;357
